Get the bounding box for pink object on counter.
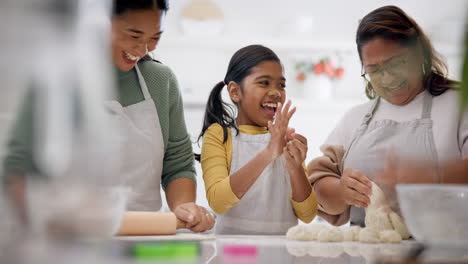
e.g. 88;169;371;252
223;245;258;256
222;245;258;264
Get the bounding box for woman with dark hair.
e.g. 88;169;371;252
307;5;468;227
2;0;214;233
198;45;317;235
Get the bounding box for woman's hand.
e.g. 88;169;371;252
267;100;296;159
174;202;215;232
375;149;439;205
339;168;372;208
284;132;307;170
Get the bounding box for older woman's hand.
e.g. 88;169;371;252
339;168;372;208
376;149;439;186
174;202;215;232
375;149;440;206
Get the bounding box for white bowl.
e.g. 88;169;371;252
396;184;468;247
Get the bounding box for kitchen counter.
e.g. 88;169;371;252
198;235;417;263
5;234;468;264
115;235;434;264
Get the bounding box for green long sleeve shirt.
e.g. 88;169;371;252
2;59;196;189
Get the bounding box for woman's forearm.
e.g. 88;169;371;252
314;176;348;215
164;177;196;211
3;173;28;223
441;158;468;183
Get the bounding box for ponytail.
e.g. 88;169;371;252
194;81;238;162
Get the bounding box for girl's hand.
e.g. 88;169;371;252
284;133;308;169
266;100;296;159
339;168;372;208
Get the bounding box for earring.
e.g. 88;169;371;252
365;82;376;99
422;63;426;75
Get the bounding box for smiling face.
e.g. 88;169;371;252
361;38;424;105
229;60;286;127
111;8;165;71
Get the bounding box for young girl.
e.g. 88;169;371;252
198;45;317;235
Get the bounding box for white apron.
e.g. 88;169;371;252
215;128;298;235
105;65;165;211
341;91;438;226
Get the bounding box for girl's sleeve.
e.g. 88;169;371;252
160;68;197;190
290;190;317;223
201;124;239;214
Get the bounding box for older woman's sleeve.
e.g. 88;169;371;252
307;144;350;225
2;89;38;183
160;68;196;190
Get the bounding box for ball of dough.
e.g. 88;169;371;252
379;230;402;243
368;182;390;211
343;225;361;241
388;211;411;240
286;225;307;241
305;223;327;240
365;209;393;231
317;227;343;242
359;227;380;243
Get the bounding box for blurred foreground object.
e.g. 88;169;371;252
397;185;468;247
0;0;128;242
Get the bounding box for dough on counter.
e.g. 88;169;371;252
286;225;308;241
286;223;331;241
358;227;380;243
378;230;402;243
284;181;411;244
388;211;410;240
365;208;393;231
317;227;343;242
343;225;361;241
306;223;327;240
368;182;390;211
364;181;411;242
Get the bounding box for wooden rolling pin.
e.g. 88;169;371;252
116;211;185;236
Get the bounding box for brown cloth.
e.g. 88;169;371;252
307;144;350;226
